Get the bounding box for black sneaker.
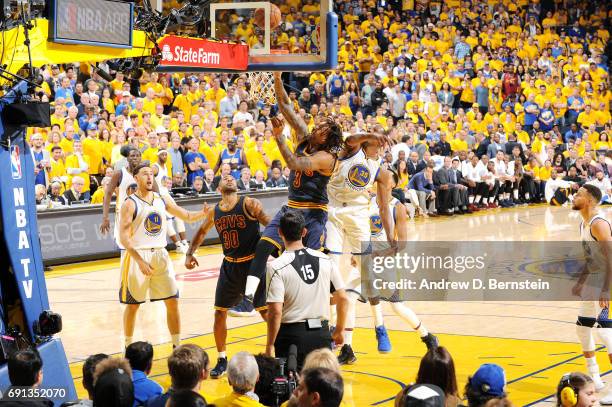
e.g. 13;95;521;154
210;357;228;379
337;344;357;365
421;333;439;350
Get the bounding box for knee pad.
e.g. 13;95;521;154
576;325;596;352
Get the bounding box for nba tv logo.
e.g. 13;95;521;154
10;145;22;180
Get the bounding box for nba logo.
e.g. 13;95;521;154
10;145;22;180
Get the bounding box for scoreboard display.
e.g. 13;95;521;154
49;0;133;48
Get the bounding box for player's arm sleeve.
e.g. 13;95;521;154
266;267;285;303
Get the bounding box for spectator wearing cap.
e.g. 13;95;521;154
116;91;134;117
125;342;163;407
464;364;506;407
82;123;103;178
395;384;446;407
1;349;52;406
93;358;134;407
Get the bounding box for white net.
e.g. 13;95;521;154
247;71;276;106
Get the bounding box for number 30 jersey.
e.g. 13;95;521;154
214;196;261;261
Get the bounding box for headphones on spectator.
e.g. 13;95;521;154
559;373;578;407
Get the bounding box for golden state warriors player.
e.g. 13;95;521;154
100;146;142;246
326;133;395;364
367;172;438;355
184;175;270;379
119;162;210;349
240;72;345;308
571;184;612;402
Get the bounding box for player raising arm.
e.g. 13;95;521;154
238;73;345;311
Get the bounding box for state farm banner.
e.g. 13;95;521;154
158;35;249;71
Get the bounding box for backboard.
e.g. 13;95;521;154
208;0;337;72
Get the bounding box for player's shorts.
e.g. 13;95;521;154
119;249;178;304
261;205;327;253
214;258;267;311
325;204;372;255
579;301;612;327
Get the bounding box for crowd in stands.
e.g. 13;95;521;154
1;342;599;407
28;0;610;214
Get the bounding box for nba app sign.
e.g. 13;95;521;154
49;0;133;47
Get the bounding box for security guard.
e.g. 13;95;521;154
265;210;348;368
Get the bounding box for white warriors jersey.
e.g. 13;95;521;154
114;167;137;248
153;163;170;196
580;213;611;273
328;148;381;206
127;193;168;250
369;196;399;242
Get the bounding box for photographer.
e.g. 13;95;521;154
265;210;348;368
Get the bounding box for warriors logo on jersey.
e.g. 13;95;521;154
370;214;383;237
144;212;163;236
347;164;372;190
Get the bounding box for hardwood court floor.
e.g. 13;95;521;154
46;205;612;406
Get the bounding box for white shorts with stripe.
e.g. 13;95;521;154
325;204;371;255
119;248;178;304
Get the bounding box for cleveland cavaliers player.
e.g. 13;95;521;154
572;184;612;403
185;175;270;378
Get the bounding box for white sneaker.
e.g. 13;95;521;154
593;375;605;391
175;241;188;254
599;390;612;405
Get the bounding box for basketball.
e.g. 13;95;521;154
254;4;282;29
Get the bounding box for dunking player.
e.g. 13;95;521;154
240;72;344;306
325;130;395;364
119;162;210;349
571;184;612;402
184;175;270;378
573;185;612;398
367;171;438;352
100;146;142;244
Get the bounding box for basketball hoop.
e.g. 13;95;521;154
246;50;287;105
247;71;276;105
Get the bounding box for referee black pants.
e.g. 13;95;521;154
275;320;331;370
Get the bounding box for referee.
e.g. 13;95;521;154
265;210;348;367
